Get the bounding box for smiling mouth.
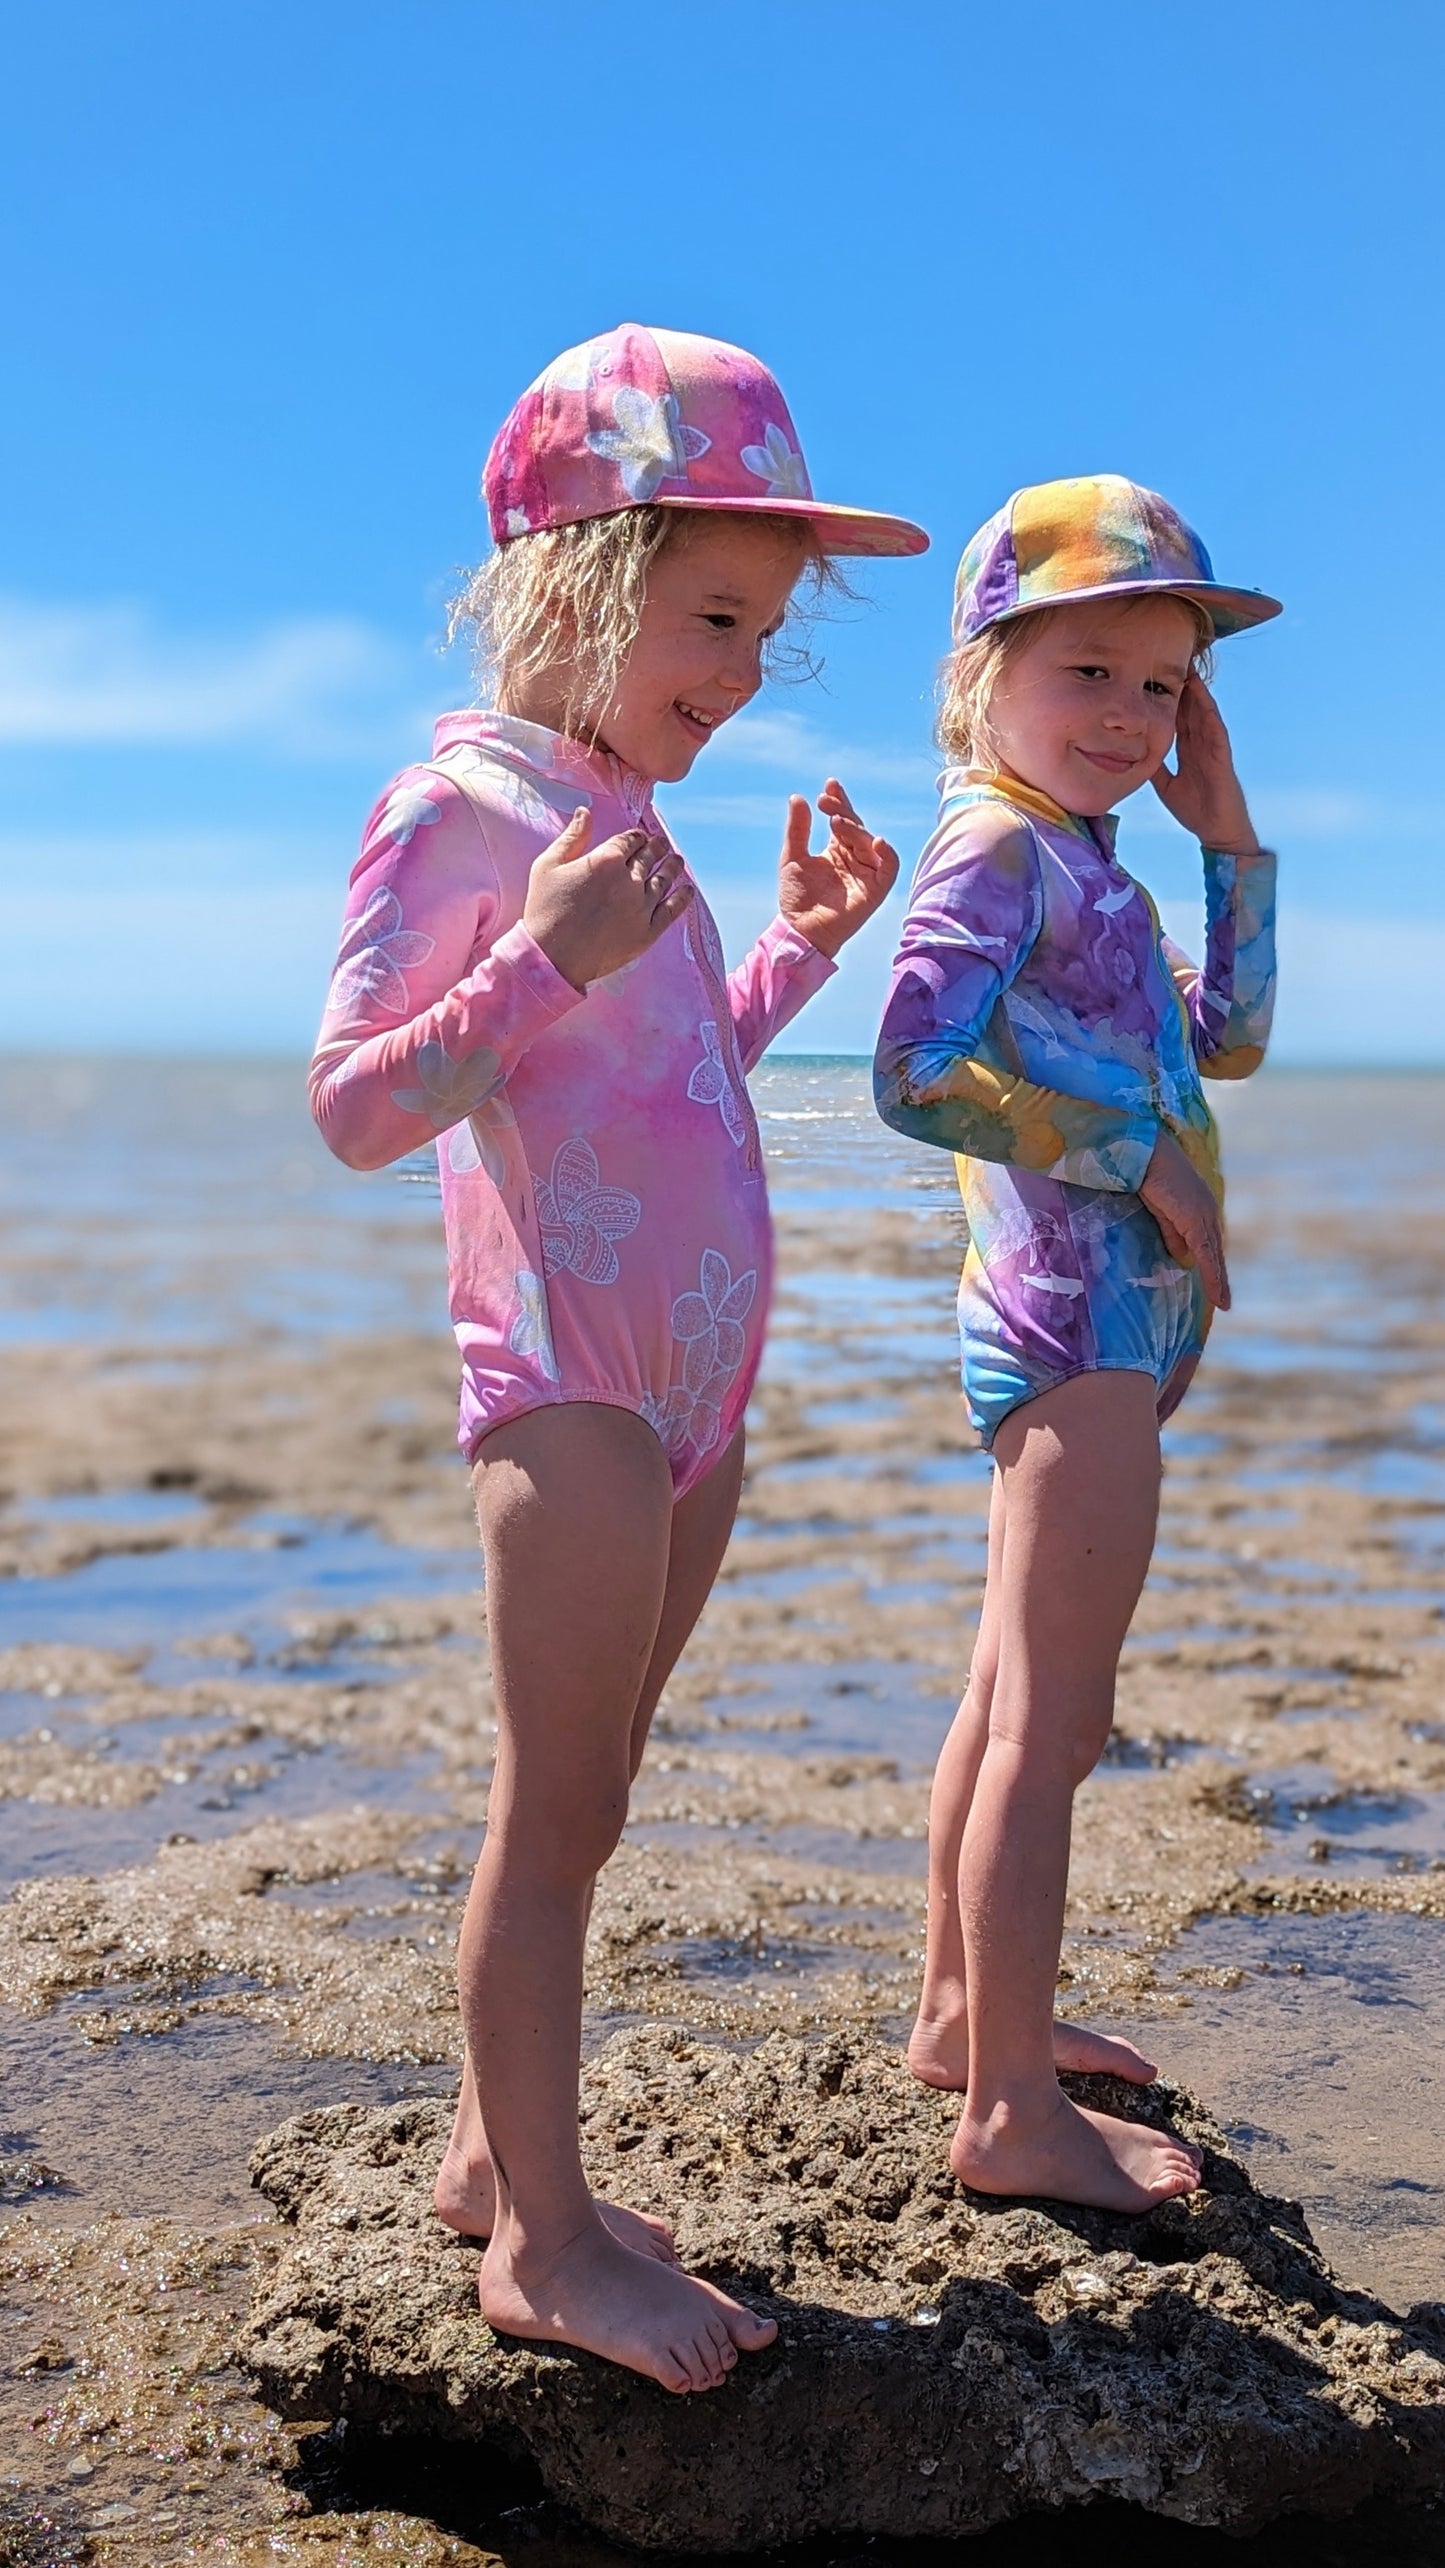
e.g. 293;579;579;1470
675;700;725;738
1076;748;1142;773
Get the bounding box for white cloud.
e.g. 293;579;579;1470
0;596;428;755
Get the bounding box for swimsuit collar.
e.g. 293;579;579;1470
432;709;656;818
956;766;1119;852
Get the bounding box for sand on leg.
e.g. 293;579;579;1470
908;1464;1157;2096
446;1404;772;2391
436;1424;745;2256
948;1371;1201;2209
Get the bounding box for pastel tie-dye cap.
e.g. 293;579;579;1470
953;474;1280;645
483;322;929;560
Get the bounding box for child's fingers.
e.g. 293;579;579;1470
1151;1206;1192;1265
1186;1206;1230;1310
638;844;686;899
817;775;861;824
649;877;696;933
544;806;594;864
781;794;814;862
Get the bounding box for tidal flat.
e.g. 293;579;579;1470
0;1056;1442;2563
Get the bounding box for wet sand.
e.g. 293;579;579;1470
1;1056;1442;2563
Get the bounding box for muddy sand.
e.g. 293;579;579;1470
0;1056;1442;2563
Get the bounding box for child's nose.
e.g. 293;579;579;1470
718;638;765;701
1102;693;1145;734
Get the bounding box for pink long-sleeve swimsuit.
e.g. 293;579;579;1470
310;712;835;1494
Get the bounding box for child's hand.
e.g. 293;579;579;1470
522;810;694;990
1139;1128;1231;1309
1150;677;1261;856
778;779;900;959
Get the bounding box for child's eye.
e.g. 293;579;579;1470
1071;663;1108;681
1144;678;1179;698
703;613;736;630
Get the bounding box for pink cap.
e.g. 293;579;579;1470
483;323;928;560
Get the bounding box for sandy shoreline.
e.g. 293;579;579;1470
1;1058;1442;2562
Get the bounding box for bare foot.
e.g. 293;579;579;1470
479;2215;777;2394
434;2148;677;2263
950;2087;1202;2212
908;2011;1157;2093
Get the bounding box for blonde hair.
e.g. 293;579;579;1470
448;505;843;740
938;596;1215;767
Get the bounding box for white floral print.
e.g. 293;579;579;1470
505;507;531;537
508;1271;559;1383
379;784;441;847
390;1041;502;1129
739;421;810;500
447;1094;519;1181
643;1249;757;1459
325;887;437;1018
544;336;607;393
533;1137;642;1285
585;387;711;502
686;1019;745;1146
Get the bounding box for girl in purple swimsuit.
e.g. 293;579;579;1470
874;475;1279;2212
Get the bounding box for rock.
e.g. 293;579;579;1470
242;2030;1445;2551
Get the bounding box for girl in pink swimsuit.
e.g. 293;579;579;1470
310;323;926;2392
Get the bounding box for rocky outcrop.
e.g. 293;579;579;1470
242;2030;1445;2551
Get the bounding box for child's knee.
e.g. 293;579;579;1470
1070;1707;1117;1784
499;1769;630;1881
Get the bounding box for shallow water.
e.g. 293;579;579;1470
1155;1908;1445;2313
2;1056;1444;2564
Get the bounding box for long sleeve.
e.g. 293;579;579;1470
873;805;1161;1191
1162;846;1277;1081
726;915;836;1074
309;769;584;1172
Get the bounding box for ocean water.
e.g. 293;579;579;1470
2;1057;1444;2564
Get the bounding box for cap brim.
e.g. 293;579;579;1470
970;575;1281;641
652;493;929;559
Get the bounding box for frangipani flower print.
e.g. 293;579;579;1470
447;1094;519;1181
390;1041;502;1130
534;1136;642;1285
585;387;711;502
325;887;436;1018
309;715;839;1498
674;1249;756;1397
686;1019;745;1146
379;784;442;847
740;421;810;500
643;1249;758;1459
508;1271;559;1383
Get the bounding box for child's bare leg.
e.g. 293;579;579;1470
949;1373;1201;2209
436;1426;746;2255
908;1467;1156;2094
436;2045;677;2257
451;1404;773;2391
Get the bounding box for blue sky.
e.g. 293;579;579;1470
3;0;1442;1058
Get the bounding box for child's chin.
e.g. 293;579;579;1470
653;739;705;784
